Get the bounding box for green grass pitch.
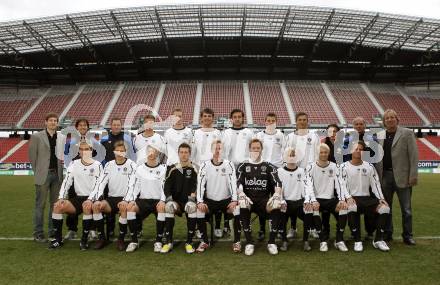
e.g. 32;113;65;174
0;174;439;285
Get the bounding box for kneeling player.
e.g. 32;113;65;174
160;143;199;254
306;143;349;252
236;138;283;256
341;141;390;252
122;144;167;253
49;141;103;250
89;141;137;250
278;148;315;251
196;140;240;253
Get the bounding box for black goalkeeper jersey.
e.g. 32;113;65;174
164;163;198;203
236;161;282;201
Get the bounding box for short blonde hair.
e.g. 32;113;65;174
319;143;330;152
383;109;399;122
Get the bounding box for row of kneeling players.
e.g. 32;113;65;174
48;138;391;255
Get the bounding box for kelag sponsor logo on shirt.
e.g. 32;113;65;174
245;177;267;188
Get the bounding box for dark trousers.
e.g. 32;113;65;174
382;170;413;239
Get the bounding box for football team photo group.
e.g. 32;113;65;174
29;107;418;256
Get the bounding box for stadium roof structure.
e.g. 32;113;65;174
0;4;440;84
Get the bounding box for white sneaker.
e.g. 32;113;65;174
286;228;297;239
89;230;98;240
354;241;363;252
311;229;319;239
126;242;138;253
319;241;328;252
267;243;278;255
64;230;77;240
373;240;390;252
244;244;255;256
153;242;162;253
334;241;349;252
195;230;202;239
214;229;223;238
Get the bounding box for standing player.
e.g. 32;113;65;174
236;138;283;256
285;112;320;239
88;141;137;250
122;144;167;253
196;140;240;253
133;114;167;165
219;109;254;237
340;141;391;252
278;148;315;252
164;108;193;166
49;140;103;250
255;113;285;240
306;143;349;252
160;143;199;254
192;108;222;166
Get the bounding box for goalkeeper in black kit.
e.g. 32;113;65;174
160;142;199;254
236;138;283;256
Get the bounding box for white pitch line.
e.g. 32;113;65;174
0;236;439;241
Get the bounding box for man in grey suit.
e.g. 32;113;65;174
28;112;63;242
376;109;418;245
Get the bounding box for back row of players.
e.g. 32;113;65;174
49;108;391;255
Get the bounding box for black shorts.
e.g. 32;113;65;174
353;196;379;214
205;198;232;218
285;199;305;219
69;196;88;215
249;197;269;218
105;197;124;215
136;199;159;220
316;198;339;214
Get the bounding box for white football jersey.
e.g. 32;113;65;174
255;130;285;168
223;127;255;166
278;166;313;202
285;130;320;169
59;159;103;199
197;159;237;203
340;161;384;199
192;128;222;166
164;127;193;165
306;162;345;201
125;163;167;201
89;158;137;200
133;132;166;164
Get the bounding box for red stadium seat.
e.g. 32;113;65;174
248;81;290;126
285;81;339;125
23;86;76;128
201;81;246;123
368;84;422;126
106;82;160;127
158;82;198;125
328;82;379;125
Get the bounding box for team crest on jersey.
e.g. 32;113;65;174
297;173;302;181
261;166;267;172
328;169;334;177
307;137;312;144
362;168;367;175
221;168;226;173
123;167;127;172
186;169;192;177
245;166;251;173
276;138;280;142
